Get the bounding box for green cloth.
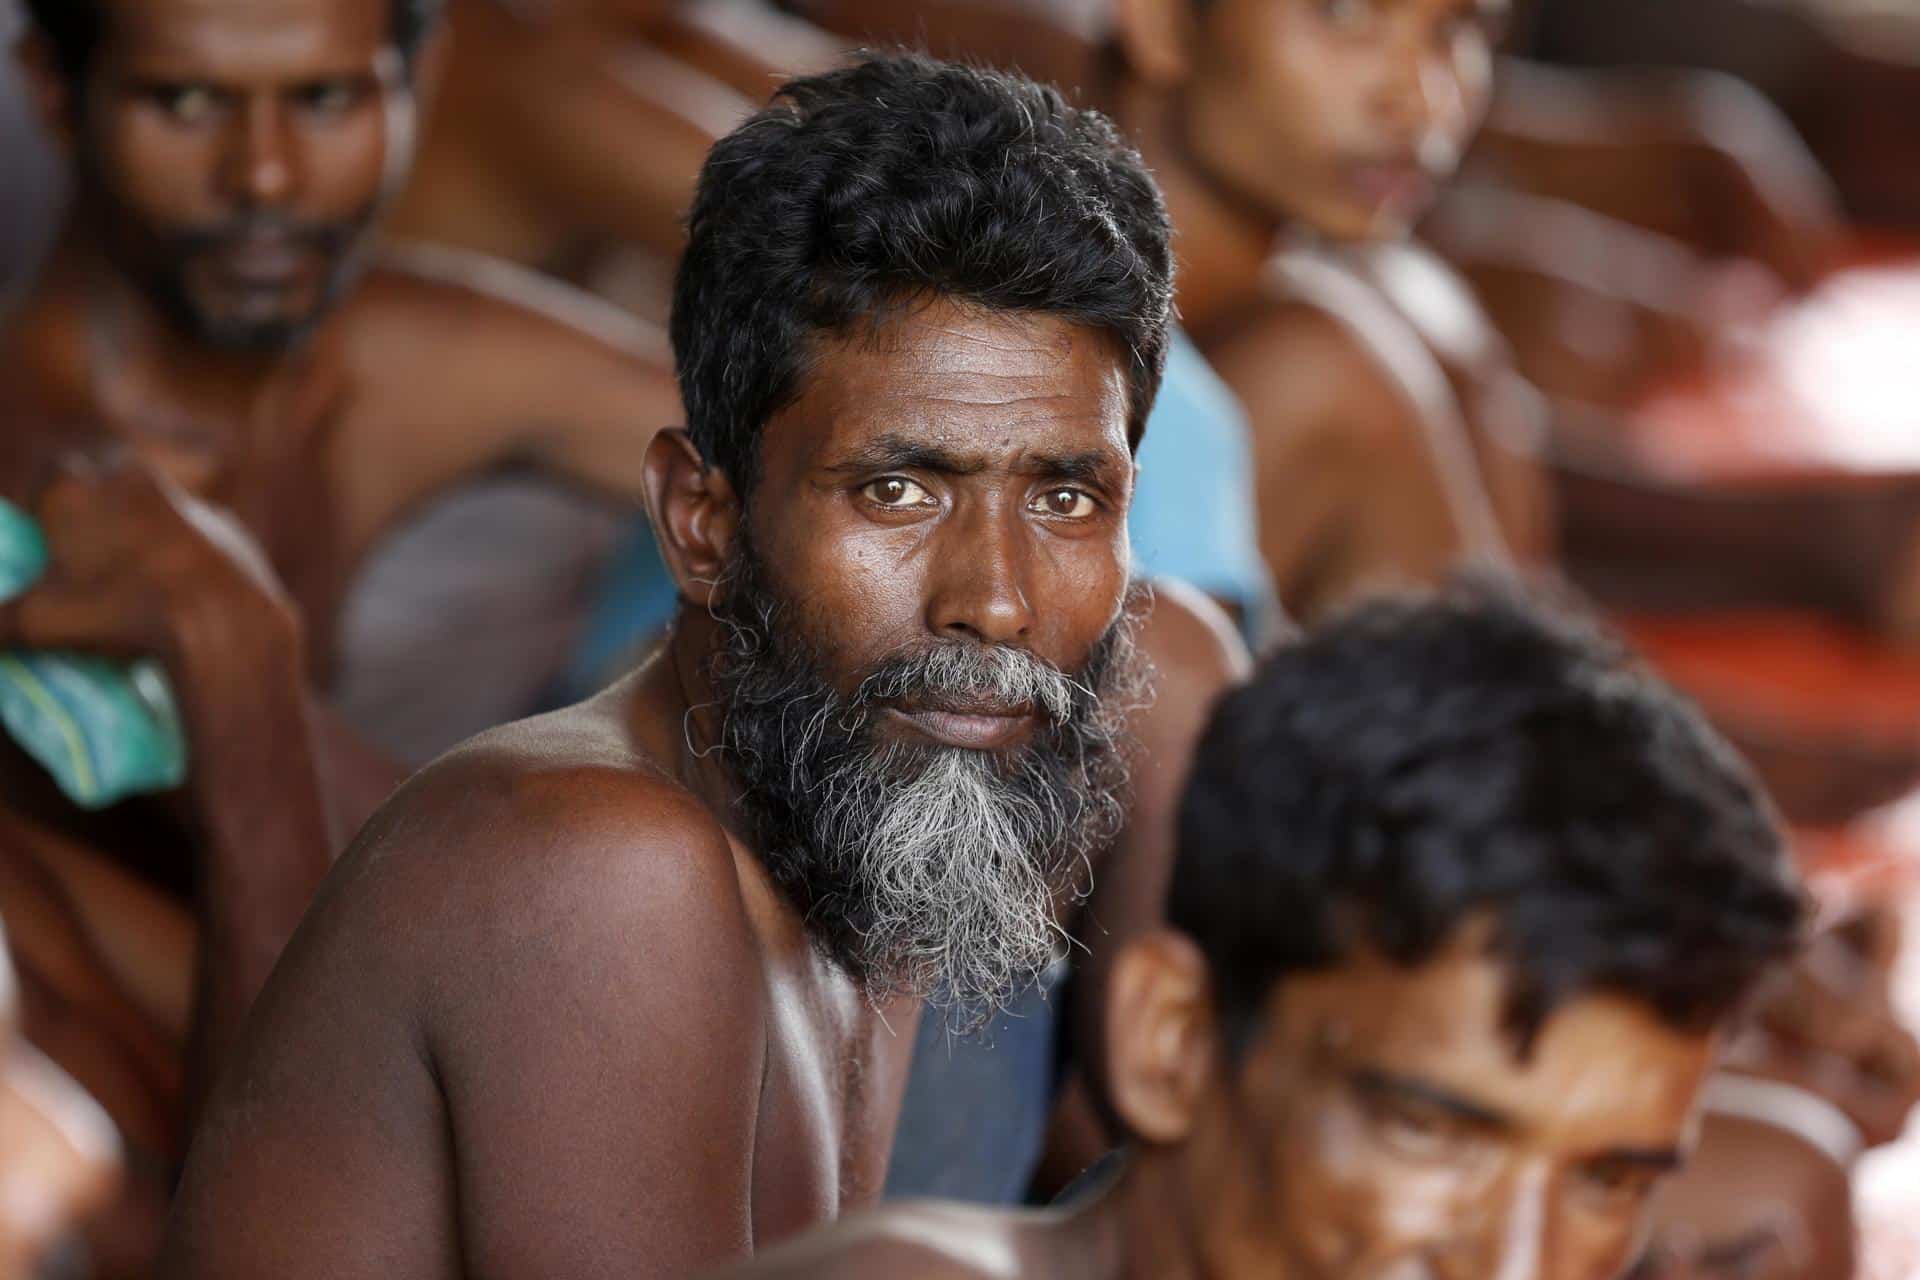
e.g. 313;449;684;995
0;500;188;808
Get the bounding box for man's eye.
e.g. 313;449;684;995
861;477;935;509
150;85;221;125
1362;1095;1461;1160
1032;488;1096;519
1576;1161;1663;1212
296;81;365;118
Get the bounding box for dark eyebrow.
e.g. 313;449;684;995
1018;451;1125;488
1589;1147;1686;1173
823;434;986;478
1351;1068;1512;1132
824;436;1124;488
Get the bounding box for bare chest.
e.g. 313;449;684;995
747;942;922;1250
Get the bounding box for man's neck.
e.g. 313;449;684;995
644;606;756;833
1107;82;1282;335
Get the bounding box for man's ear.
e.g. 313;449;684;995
1105;930;1218;1145
16;32;78;151
643;428;740;608
1111;0;1200;89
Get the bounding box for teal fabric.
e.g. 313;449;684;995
0;500;188;808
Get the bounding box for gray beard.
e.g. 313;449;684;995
709;542;1147;1025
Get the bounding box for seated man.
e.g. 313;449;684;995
725;580;1807;1279
164;53;1200;1276
2;0;680;1113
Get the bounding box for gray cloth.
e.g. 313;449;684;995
330;476;627;766
0;2;64;304
884;956;1068;1204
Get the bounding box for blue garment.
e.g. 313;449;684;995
882;962;1067;1204
1128;328;1273;631
562;328;1270;699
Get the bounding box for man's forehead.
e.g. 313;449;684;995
1271;945;1713;1144
103;0;388;74
784;302;1134;464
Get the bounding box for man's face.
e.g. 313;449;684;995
1179;0;1504;241
68;0;413;349
709;298;1140;1016
1181;936;1717;1279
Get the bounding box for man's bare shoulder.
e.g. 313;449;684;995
337;239;675;387
1199;283;1417;458
319;698;765;1014
720;1202;1052;1280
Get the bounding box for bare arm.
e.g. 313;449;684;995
339;255;685;552
434;788;770;1276
0;460;339;1123
1205;304;1489;621
165;743;772;1279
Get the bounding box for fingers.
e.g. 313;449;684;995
0;580;157;662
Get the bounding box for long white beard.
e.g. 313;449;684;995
808;744;1085;1019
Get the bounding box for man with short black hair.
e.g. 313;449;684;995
727;581;1807;1279
163;52;1242;1278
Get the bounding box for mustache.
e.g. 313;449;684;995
853;640;1086;726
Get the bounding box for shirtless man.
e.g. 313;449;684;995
164;53;1192;1275
1092;0;1550;622
3;0;684;1182
726;581;1808;1279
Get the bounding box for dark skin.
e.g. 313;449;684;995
1100;0;1554;622
866;0;1819;623
388;0;840;283
163;299;1243;1277
0;924;123;1280
2;0;679;1184
723;926;1719;1280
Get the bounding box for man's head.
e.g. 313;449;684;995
1104;580;1806;1278
18;0;444;350
649;53;1172;1018
1113;0;1507;240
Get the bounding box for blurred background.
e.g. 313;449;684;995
10;0;1920;1275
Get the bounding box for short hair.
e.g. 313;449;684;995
22;0;444;80
1172;576;1805;1056
672;51;1174;495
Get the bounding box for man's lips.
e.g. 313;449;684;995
204;239;319;286
1341;159;1437;215
884;703;1040;750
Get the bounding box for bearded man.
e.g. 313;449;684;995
164;53;1195;1278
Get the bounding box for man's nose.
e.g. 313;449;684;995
1375;31;1460;145
220;98;297;207
924;500;1037;646
1488;1164;1549;1280
1432;1163;1551;1280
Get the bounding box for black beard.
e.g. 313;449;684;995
708;534;1145;1024
83;169;371;353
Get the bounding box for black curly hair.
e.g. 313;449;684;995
671;51;1174;497
1172;576;1806;1057
22;0;444;80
